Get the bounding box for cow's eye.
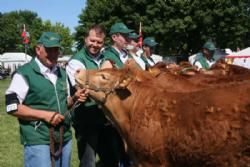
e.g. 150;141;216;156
101;74;107;80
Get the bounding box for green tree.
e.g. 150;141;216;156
0;10;74;55
0;10;42;54
76;0;250;57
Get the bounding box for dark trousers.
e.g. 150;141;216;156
74;124;128;167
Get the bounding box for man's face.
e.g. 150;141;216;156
127;39;139;52
202;48;214;58
85;29;105;56
112;33;129;50
36;45;60;68
143;45;154;57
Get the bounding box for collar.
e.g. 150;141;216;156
112;46;126;56
90;52;102;62
35;57;58;74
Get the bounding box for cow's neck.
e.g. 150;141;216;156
104;91;131;137
88;89;131;138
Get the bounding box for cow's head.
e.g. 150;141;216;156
75;68;133;103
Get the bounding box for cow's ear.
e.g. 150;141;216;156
118;69;133;88
148;67;161;77
119;77;132;88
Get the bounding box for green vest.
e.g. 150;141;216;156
194;52;212;70
70;48;107;127
16;58;72;145
71;48;103;70
102;46;124;68
141;55;151;68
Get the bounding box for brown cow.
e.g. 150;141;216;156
75;67;250;167
141;60;250;92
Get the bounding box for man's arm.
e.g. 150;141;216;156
14;104;64;127
66;59;89;108
66;59;86;87
5;73;64;127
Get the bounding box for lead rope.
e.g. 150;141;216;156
50;125;64;167
49;100;80;167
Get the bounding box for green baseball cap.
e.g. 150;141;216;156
143;37;158;47
128;32;140;39
37;32;61;48
203;41;216;51
109;22;133;35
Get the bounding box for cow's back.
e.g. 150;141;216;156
158;80;250;166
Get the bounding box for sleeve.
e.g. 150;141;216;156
6;73;29;103
188;54;197;65
5;73;29;113
66;59;86;87
193;61;203;70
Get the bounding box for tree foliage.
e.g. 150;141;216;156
0;10;73;55
76;0;250;56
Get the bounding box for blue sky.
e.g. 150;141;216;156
0;0;86;33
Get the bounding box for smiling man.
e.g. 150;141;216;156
66;24;121;167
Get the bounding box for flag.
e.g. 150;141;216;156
21;24;29;44
138;22;143;48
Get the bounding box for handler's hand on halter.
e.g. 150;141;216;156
74;88;89;103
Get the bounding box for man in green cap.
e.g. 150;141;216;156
101;22;134;167
189;41;217;70
141;37;158;68
5;32;87;167
101;22;134;68
127;32;146;70
67;24;122;167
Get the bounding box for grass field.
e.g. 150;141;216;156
0;77;79;166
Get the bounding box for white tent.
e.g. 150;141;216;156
226;47;250;69
58;55;71;67
226;47;250;58
58;55;71;62
0;52;32;74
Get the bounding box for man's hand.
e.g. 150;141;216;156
101;60;114;69
74;88;89;103
67;88;89;108
44;112;65;127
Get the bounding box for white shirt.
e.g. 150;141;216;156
66;53;102;87
189;53;215;70
146;57;155;66
193;58;216;70
188;54;197;65
130;52;146;70
6;57;64;103
113;47;129;64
